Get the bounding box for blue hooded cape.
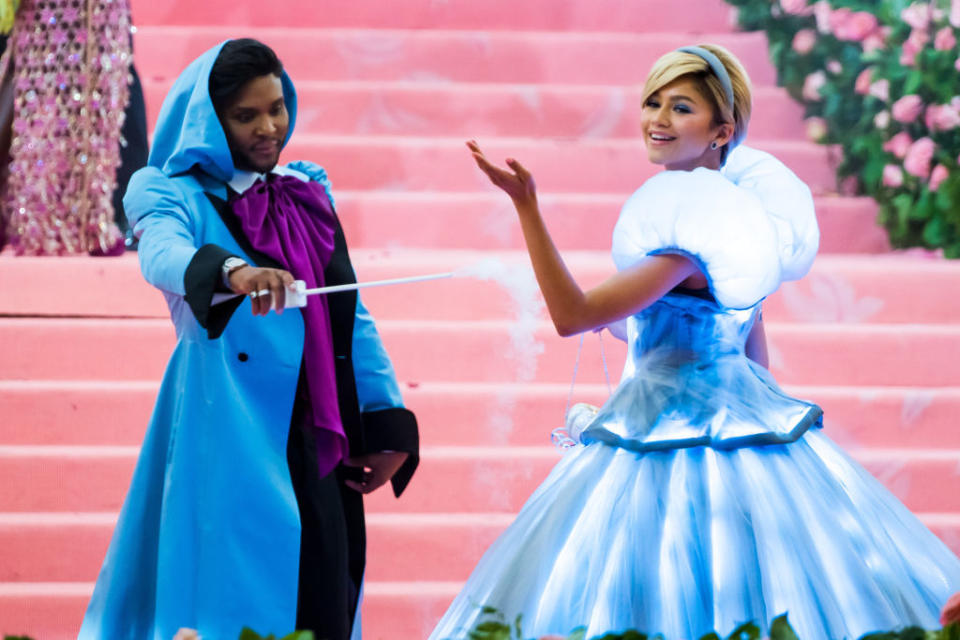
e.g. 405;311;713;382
79;41;413;640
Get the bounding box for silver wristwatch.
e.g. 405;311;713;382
221;257;248;288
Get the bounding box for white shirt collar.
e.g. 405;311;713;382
228;164;310;195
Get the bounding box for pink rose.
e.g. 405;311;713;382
826;60;842;74
935;26;957;51
869;79;890;101
941;592;960;626
892;94;924;122
904;137;936;179
863;32;886;53
802;70;827;101
929;164;950;191
925;104;960;131
882;164;905;187
805;117;828;141
901;2;932;30
855;68;873;95
833;10;879;42
952;0;960;28
956;57;960;71
901;29;930;66
792;29;818;54
829;8;853;33
780;0;813;15
875;110;891;129
883;131;913;159
813;1;833;33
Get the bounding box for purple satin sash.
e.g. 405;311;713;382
230;173;346;478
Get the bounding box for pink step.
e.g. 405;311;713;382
380;322;960;387
3;510;960;584
131;0;736;32
337;193;886;253
143;81;806;140
4;318;960;386
133;28;778;87
0;582;459;640
0;213;897;320
275;136;837;194
0;513;507;584
3;381;960;451
350;252;949;323
1;445;958;515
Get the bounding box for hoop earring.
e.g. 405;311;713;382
710;142;719;150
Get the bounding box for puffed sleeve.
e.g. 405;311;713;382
611;168;781;309
722;145;819;282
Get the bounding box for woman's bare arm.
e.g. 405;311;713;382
468;140;698;336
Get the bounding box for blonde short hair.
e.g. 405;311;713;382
641;44;752;163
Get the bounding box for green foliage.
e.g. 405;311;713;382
726;0;960;256
3;636;36;640
457;610;960;640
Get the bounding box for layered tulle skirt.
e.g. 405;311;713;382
429;431;960;640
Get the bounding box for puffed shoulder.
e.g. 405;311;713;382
721;145;819;281
612;168;781;310
284;160;336;207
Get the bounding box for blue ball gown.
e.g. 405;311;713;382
429;148;960;640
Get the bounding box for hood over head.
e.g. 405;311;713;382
148;40;298;182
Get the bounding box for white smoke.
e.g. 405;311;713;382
455;257;546;442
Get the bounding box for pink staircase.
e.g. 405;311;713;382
2;0;960;637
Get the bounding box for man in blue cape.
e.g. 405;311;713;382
79;39;419;640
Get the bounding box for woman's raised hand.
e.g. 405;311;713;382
467;140;537;208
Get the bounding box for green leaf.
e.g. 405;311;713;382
724;621;761;640
923;216;947;246
566;627;588;640
903;69;924;94
279;632;315;640
239;629;266;640
942;620;960;640
769;614;800;640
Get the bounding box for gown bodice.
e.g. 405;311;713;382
576;291;822;453
629;289;753;366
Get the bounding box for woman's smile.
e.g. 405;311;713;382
640;76;730;171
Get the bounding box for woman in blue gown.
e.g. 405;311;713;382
429;44;960;640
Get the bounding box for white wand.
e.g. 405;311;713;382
211;271;454;308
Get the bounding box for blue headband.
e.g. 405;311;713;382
676;46;735;114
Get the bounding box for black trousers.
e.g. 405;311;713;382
287;386;366;640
